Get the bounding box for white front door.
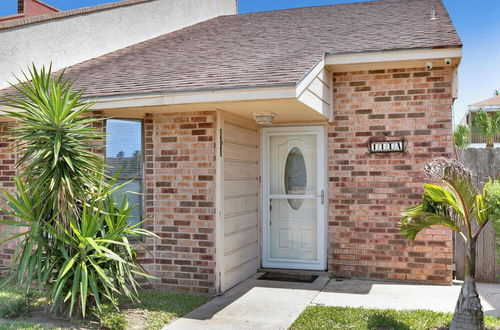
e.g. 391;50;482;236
262;126;326;270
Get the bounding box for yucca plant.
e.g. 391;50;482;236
1;64;104;226
400;158;500;329
472;110;500;147
0;65;156;317
46;186;155;317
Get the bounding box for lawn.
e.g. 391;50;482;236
0;283;208;330
290;306;500;330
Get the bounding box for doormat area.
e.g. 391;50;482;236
258;272;318;283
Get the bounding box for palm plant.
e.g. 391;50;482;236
0;65;156;317
453;124;471;149
453;124;471;161
472;110;500;147
400;158;499;329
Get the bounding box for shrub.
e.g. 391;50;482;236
453;124;471;148
0;65;157;317
484;178;500;263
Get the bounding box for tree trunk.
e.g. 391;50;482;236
450;241;484;330
486;135;494;148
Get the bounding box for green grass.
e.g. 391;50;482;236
290;306;500;330
122;290;210;330
0;287;26;318
0;283;209;330
0;321;59;330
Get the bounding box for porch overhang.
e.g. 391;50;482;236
82;85;332;124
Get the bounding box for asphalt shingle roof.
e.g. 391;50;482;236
3;0;462;98
471;95;500;107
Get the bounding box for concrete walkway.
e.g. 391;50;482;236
313;279;500;317
166;273;329;330
165;275;500;330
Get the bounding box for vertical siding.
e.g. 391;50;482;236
221;112;260;292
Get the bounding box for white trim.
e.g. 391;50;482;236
261;125;327;271
325;47;462;65
295;56;325;97
89;86;296;110
215;110;224;295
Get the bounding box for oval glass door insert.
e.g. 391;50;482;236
284;146;307;210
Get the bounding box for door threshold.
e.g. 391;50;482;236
258;267;329;277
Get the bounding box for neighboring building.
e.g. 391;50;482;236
0;0;462;295
462;95;500;125
0;0;237;89
0;0;59;23
460;95;500;143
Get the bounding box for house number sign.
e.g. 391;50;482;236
369;139;405;153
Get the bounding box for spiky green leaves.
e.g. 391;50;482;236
0;65;157;318
1;64;104;214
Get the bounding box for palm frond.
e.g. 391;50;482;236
453;124;471;148
400;203;461;240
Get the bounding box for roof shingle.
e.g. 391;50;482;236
2;0;462;99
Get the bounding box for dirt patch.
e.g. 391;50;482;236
123;309;149;330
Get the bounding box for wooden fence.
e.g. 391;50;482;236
470;129;500;144
455;148;500;282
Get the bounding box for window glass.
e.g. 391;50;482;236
284;146;307;210
105;119;143;227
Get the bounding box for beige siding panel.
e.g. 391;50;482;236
298;89;330;117
224;257;259;290
224;241;259;272
224;179;258;197
308;76;332;105
224;112;259;131
224;142;259;162
221;112;259;292
224;226;258;253
317;68;331;87
224;195;258;216
224;161;259;180
224;123;259;146
224;211;258;236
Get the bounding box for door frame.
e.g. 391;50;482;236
261;125;327;270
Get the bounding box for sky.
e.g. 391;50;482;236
1;0;499;126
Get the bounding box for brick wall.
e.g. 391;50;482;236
0;122;17;269
328;66;454;283
142;111;217;295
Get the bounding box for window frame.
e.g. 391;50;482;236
104;118;145;231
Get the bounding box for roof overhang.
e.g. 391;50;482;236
86;86;330;123
325;47;462;71
468;105;500;112
0;47;462;123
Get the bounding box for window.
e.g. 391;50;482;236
105;119;143;227
284;146;307;210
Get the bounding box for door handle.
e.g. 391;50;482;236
315;190;325;205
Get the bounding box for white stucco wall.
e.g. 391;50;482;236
0;0;237;88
